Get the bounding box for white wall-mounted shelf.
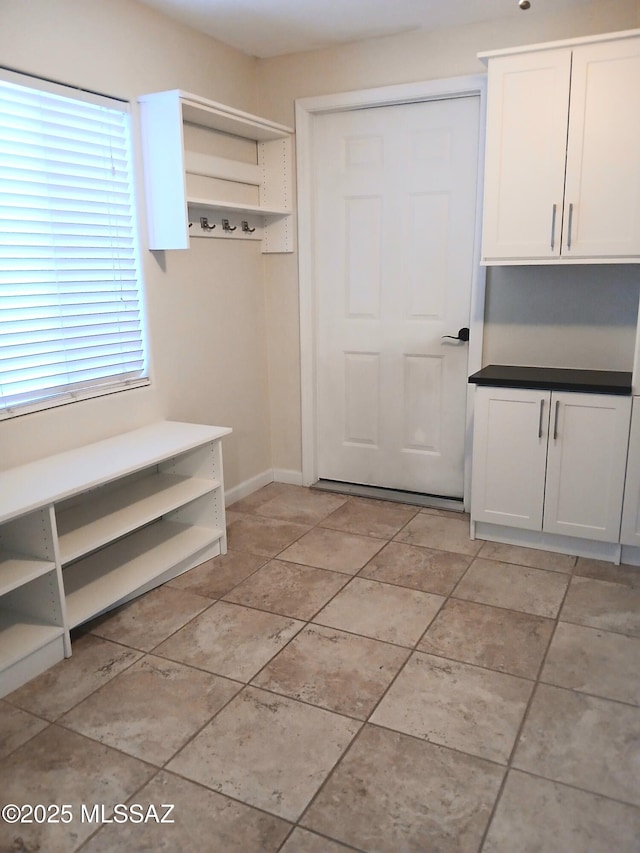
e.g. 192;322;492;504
0;421;231;698
138;89;294;253
187;197;291;217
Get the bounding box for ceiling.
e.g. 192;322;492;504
137;0;598;59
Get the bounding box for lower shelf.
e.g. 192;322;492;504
63;520;224;628
0;552;57;597
0;608;65;672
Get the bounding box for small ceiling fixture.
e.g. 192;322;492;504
518;0;531;8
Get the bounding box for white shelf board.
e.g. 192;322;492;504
0;421;231;524
0;608;64;670
184;153;262;186
57;473;220;565
0;552;56;597
63;520;223;628
179;93;293;141
187;196;291;216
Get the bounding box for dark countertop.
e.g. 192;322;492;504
468;365;633;395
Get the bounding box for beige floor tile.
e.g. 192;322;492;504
228;482;291;513
542;621;640;705
60;655;240;765
394;513;482;556
319;496;418;538
167;549;267;597
561;576;640;637
478;540;576;573
514;683;640;806
371;651;532;763
454;558;569;618
82;770;291;853
154;601;303;681
313;577;444;646
0;701;48;759
226;513;310;557
253;624;409;719
6;633;142;721
5;485;640;853
278;527;385;574
573;557;640;588
0;726;154;853
484;769;640;853
419;598;554;679
302;723;504;853
359;541;471;594
167;687;360;820
252;487;348;525
85;585;211;651
280;828;356;853
223;559;349;620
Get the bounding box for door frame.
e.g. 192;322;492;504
295;74;487;509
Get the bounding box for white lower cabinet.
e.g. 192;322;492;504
0;421;230;698
471;386;631;542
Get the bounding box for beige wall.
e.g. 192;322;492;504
0;0;272;490
1;0;639;486
257;0;640;474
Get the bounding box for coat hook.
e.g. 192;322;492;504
241;220;256;233
221;218;237;232
200;217;216;232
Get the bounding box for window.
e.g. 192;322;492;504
0;69;148;419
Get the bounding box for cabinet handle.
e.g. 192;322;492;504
553;400;560;440
567;203;574;250
550;204;557;250
538;398;545;438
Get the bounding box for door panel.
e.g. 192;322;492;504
471;387;550;530
314;96;479;496
481;49;571;260
344;352;380;446
564;39;640;257
543;392;631;541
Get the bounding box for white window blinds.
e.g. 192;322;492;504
0;70;147;418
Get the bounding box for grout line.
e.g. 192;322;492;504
477;551;577;852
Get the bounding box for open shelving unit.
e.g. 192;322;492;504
0;505;67;695
0;421;231;698
138;89;294;253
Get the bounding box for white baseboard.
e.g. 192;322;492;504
225;469;274;506
621;545;640;566
225;468;304;506
273;468;304;486
474;521;623;564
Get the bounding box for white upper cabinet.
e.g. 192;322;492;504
138;90;294;253
480;30;640;264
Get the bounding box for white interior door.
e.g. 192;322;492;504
313;96;480;497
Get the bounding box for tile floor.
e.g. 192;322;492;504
1;482;640;852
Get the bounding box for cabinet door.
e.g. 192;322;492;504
544;392;631;541
563;38;640;259
471;387;550;530
481;49;571;261
620;396;640;547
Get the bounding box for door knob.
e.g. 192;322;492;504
442;327;469;342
